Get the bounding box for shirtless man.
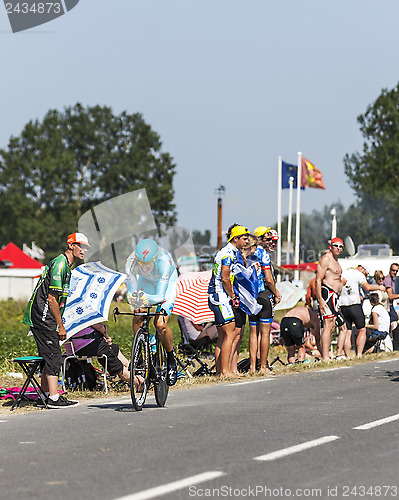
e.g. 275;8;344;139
280;306;321;364
315;237;345;360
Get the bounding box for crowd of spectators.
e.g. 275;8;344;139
207;227;399;374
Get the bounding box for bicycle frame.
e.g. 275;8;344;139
113;304;168;410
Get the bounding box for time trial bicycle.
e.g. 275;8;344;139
113;302;169;411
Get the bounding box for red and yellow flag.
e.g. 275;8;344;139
301;157;325;189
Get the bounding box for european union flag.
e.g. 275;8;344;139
282;161;299;189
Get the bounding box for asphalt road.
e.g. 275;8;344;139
1;359;399;500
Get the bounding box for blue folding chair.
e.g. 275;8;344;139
11;356;48;410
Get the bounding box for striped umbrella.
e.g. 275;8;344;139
172;271;214;324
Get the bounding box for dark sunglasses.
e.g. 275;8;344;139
332;244;344;249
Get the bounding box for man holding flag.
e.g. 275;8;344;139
208;224;250;377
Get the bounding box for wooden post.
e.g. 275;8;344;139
216;185;225;249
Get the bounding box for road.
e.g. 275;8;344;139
1;359;399;500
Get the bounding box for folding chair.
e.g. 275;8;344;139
177;317;215;377
61;341;108;394
11;356;48;410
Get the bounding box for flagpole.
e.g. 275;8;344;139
287;177;294;267
277;156;282;282
294;151;302;281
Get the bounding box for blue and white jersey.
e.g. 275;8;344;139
208;242;239;302
247;250;265;293
254;246;272;293
254;245;276;294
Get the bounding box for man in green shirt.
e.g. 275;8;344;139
23;232;90;408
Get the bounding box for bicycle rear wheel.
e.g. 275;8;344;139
130;330;149;411
154;337;169;407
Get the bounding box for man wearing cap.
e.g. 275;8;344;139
315;237;346;360
337;264;386;359
23;232;90;408
208;224;249;377
248;226;282;373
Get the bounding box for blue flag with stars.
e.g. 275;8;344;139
282;161;304;189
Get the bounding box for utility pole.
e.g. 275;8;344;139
216;185;225;249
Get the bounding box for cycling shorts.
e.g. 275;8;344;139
280;317;305;347
234;307;247;329
31;327;62;376
319;283;345;328
248;290;274;326
340;304;365;330
208;293;234;327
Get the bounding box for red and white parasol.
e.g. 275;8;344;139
172;271;214;324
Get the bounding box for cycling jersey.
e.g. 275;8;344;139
254;245;277;294
249;246;268;293
23;253;71;331
208;242;239;300
125;247;178;315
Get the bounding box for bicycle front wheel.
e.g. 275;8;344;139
130;330;149;411
154;337;169;407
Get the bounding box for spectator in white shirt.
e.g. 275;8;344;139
337;265;385;359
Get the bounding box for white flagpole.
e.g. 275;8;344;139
277;156;282;282
287;177;294;267
294;151;302;281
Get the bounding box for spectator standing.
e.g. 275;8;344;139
305;274;318;310
23;232;91;408
230;234;259;374
208;225;249;377
248;226;282;374
315;237;346;360
337;265;385;359
373;270;389;310
383;263;399;350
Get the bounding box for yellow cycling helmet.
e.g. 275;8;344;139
253;226;271;238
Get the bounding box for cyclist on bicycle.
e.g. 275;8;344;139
125;239;178;386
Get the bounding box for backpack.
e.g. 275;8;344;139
64;358;98;391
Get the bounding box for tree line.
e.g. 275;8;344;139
2;82;399;261
0;104;176;259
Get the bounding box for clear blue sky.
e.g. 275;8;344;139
1;1;398;245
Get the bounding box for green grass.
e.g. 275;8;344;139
0;299;291;375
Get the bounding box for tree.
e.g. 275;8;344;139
192;229;211;246
0;104;176;258
277;201;389;262
344;82;399;251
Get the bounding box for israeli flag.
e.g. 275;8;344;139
232;254;262;316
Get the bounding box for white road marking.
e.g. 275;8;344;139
320;367;350;372
114;471;225;500
254;435;340;462
376;359;399;363
353;413;399;430
228;378;276;386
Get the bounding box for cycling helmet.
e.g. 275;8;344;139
135;239;159;263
